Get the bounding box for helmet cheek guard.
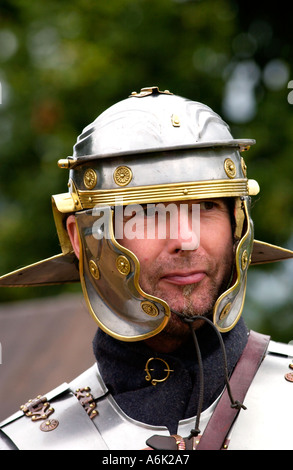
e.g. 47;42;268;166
75;205;170;341
1;87;292;341
213;196;253;332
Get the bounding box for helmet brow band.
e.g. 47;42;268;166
77;179;248;208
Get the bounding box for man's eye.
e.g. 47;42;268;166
200;201;215;211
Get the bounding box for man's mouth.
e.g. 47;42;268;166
161;271;206;286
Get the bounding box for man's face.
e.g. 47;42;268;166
118;199;234;337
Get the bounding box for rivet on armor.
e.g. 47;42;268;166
83;168;97;189
247;179;260;196
222;439;230;450
58;158;70;169
171;114;180;127
116;255;131;275
219;302;232;320
89;260;100;280
240;145;251;152
224;158;236;179
241;250;248;270
241;157;247;177
40;419;59;432
113;166;133;186
284;372;293;382
141;301;159;317
171;435;186;450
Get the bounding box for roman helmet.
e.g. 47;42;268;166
1;86;293;341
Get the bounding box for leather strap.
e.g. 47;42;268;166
196;330;270;450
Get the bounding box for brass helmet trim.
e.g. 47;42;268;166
76;178;253;209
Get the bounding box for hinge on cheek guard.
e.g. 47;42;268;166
234;198;246;241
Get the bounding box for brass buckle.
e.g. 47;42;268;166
20;395;54;422
75;387;98;419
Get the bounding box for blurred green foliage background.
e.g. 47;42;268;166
0;0;292;341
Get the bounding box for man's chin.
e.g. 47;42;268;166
145;308;210;352
164;309;203;334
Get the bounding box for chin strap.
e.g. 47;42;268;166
182;315;247;441
146;322;270;451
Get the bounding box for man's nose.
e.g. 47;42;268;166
166;203;200;252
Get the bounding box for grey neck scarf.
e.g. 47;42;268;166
93;318;248;434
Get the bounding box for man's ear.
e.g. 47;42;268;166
66;215;80;259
